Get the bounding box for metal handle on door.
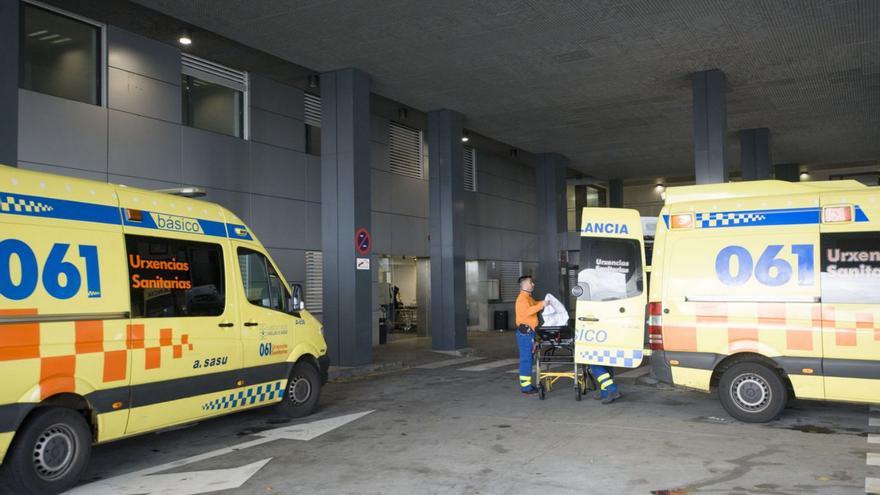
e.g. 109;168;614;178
578;316;599;322
218;322;234;328
243;321;259;327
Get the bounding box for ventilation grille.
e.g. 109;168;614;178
305;251;323;314
464;146;476;192
499;261;522;302
181;53;247;91
389;122;424;180
304;93;321;127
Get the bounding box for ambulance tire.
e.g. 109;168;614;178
278;362;321;418
719;362;787;423
2;407;92;495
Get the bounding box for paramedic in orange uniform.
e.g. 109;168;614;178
515;275;544;394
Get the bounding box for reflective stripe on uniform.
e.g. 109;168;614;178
519;375;532;386
600;380;613;390
596;373;611;382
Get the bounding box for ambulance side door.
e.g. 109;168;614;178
819;192;880;402
574;208;647;369
233;243;296;383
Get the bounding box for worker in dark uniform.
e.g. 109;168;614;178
514;275;543;395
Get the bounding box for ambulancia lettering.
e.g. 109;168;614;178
583;222;629;234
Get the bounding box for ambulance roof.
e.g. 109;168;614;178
663;179;868;206
0;164;248;228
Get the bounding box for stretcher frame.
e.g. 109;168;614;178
534;326;592;401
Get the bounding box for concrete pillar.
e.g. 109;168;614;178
320;68;372;366
740;128;771;180
535;153;568;300
428;109;467;351
0;0;18;167
775;163;800;182
692;69;728;184
609;179;624;208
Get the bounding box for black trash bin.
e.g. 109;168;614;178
493;310;509;331
379;320;388;345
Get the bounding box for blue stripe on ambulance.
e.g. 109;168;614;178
697;206;870;229
0;191;254;240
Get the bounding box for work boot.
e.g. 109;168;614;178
521;386;538;395
601;391;622;404
592;391;603;400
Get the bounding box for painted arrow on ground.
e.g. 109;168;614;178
66;410;374;495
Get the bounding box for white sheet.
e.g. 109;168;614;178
541;293;569;327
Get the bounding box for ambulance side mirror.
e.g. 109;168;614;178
290;284;306;313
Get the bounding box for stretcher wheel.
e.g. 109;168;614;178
538;383;546;400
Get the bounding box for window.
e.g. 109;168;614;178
304;93;321;155
19;2;102;105
238;248;289;312
821;232;880;304
577;237;643;301
463;145;476;192
126;235;226;318
389;122;423;179
181;54;247;138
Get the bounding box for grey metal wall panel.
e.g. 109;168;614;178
108;110;181;183
250;194;306;249
18;161;107;182
108;67;181;123
305;202;321;250
370;114;389;144
250;74;304;120
465;225;479;259
390;174;428;218
250;107;305;152
250;142;307;200
0;1;17;167
18;90;108;174
391;214;428;257
203;187;252;225
181;126;250;191
371;169;392;212
268;247;307;283
370;141;390;172
108;173;179;191
371;212;392;253
305;154;321;203
107;26;181;85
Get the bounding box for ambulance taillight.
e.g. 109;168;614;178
648;302;664;350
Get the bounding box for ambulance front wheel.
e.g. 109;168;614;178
719;361;787;423
278;361;322;418
2;407;92;495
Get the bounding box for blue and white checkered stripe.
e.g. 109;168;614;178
579;349;644;367
697;211;766;228
202;381;285;411
1;195;54;214
696;207;822;229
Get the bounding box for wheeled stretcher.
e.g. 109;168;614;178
534;325;592;400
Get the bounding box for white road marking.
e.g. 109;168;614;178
868;453;880;466
459;358;521;371
66;411;374;495
870;417;880;427
868;434;880;445
416;356;485;369
867;477;880;494
617;366;650;379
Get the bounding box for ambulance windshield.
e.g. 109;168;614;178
577;237;643;302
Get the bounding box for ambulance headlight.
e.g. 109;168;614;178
571;285;584;298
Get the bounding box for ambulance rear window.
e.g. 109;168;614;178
126;235;226;318
577;237;643;302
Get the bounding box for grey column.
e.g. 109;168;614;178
320;69;372;367
740;128;771;180
692;69;728;184
608;179;624;208
535;153;568;300
428;109;467;351
775;163;800;182
0;0;18;167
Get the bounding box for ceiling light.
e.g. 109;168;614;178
308;74;319;88
28;30;48;37
40;34;59;41
178;29;192;46
461;134;469;143
655;183;666;192
799;172;809;180
51;37;71;44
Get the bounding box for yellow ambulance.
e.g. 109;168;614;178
0;165;329;493
574;179;880;422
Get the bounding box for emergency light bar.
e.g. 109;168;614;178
670;213;693;229
822;205;853;223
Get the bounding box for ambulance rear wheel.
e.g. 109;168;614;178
278;362;322;418
719;362;787;423
2;407;92;495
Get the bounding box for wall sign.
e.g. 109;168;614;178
356;228;371;255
